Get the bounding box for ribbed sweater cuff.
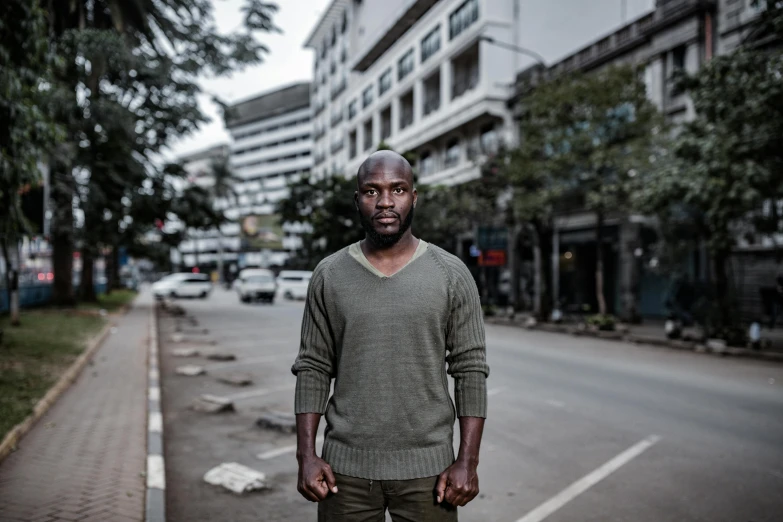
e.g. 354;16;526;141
454;372;487;418
295;371;331;414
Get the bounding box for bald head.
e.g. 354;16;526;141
356;150;414;187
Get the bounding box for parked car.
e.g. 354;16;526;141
276;270;312;300
152;273;212;299
235;269;277;303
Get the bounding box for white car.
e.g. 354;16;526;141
152;273;212;299
276;270;313;300
235;269;277;304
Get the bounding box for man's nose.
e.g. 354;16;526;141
376;192;394;208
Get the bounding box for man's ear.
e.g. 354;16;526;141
354;190;359;209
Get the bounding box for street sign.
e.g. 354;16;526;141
479;249;506;267
477;226;507;250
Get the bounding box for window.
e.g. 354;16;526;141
380;106;391;140
379;68;392;96
348;100;358;120
419;152;435;177
672;45;686;71
423;72;441;116
330;61;337;74
398;49;415;81
341;10;348;34
449;0;479;40
445;138;460;167
399;90;414;130
363;119;373;151
362;85;373;108
330;26;337;47
349;129;357;159
421;25;441;63
480;124;498;154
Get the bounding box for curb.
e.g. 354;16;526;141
146;303;166;522
0;319;114;464
484;317;783;363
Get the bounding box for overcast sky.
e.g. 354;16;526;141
165;0;331;161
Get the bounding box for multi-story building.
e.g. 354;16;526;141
305;0;657;186
223;82;313;269
178;83;313;272
308;0;520;185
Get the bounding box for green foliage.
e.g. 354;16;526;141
585;313;617;331
278;173;363;270
0;1;60;242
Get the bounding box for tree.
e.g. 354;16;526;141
512;65;662;317
0;1;60;321
636;0;783;333
41;0;279;302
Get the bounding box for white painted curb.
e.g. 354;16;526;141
146;305;166;522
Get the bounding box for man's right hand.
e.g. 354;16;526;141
297;454;338;502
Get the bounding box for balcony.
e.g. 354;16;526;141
314;101;326;117
314;152;326;165
330;139;344;154
314;126;326;141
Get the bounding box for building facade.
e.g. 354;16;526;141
306;0;660;185
509;0;767;319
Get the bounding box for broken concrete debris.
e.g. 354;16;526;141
203;462;267;494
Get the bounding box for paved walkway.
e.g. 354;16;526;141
0;293;152;522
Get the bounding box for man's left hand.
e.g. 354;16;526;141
435;459;479;507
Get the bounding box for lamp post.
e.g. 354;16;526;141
478;35;547;67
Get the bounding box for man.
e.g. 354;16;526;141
291;150;489;521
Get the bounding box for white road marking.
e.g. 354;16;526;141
515;435;661;522
488;387;506;397
149;368;159;380
257;436;325;460
205;353;292;371
149;386;160;401
149;412;163;433
221;384;295;402
147;454;166;490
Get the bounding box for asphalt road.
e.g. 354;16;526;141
159;287;783;522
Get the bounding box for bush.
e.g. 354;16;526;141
585;314;617;331
482;304;497;317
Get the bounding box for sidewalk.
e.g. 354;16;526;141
0;293;152;522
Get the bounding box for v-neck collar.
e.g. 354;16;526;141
348;239;429;279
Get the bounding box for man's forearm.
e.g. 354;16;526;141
456;416;485;466
296;413;322;461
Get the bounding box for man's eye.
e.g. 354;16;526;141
366;190;376;195
393;188;404;194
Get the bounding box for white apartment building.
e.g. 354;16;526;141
178;83;313;271
305;0;657;186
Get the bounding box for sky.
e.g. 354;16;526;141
165;0;331;160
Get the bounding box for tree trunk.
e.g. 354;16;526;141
80;248;97;302
713;250;731;327
107;245;121;292
217;232;224;284
532;221;554;321
595;212;607;316
50;164;76;307
1;240;20;326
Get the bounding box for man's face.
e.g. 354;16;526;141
355;163;417;247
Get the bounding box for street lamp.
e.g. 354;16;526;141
478;35;547;67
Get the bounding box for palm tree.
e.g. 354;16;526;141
209;157;240;282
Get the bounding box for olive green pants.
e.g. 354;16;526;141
317;473;458;522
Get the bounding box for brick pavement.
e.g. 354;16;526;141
0;293;152;522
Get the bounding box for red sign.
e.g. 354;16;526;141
479;249;506;267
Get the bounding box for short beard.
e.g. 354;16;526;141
359;206;415;248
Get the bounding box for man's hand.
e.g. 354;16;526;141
435;459;479;507
297;454;338;502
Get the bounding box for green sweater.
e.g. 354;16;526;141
291;242;489;480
